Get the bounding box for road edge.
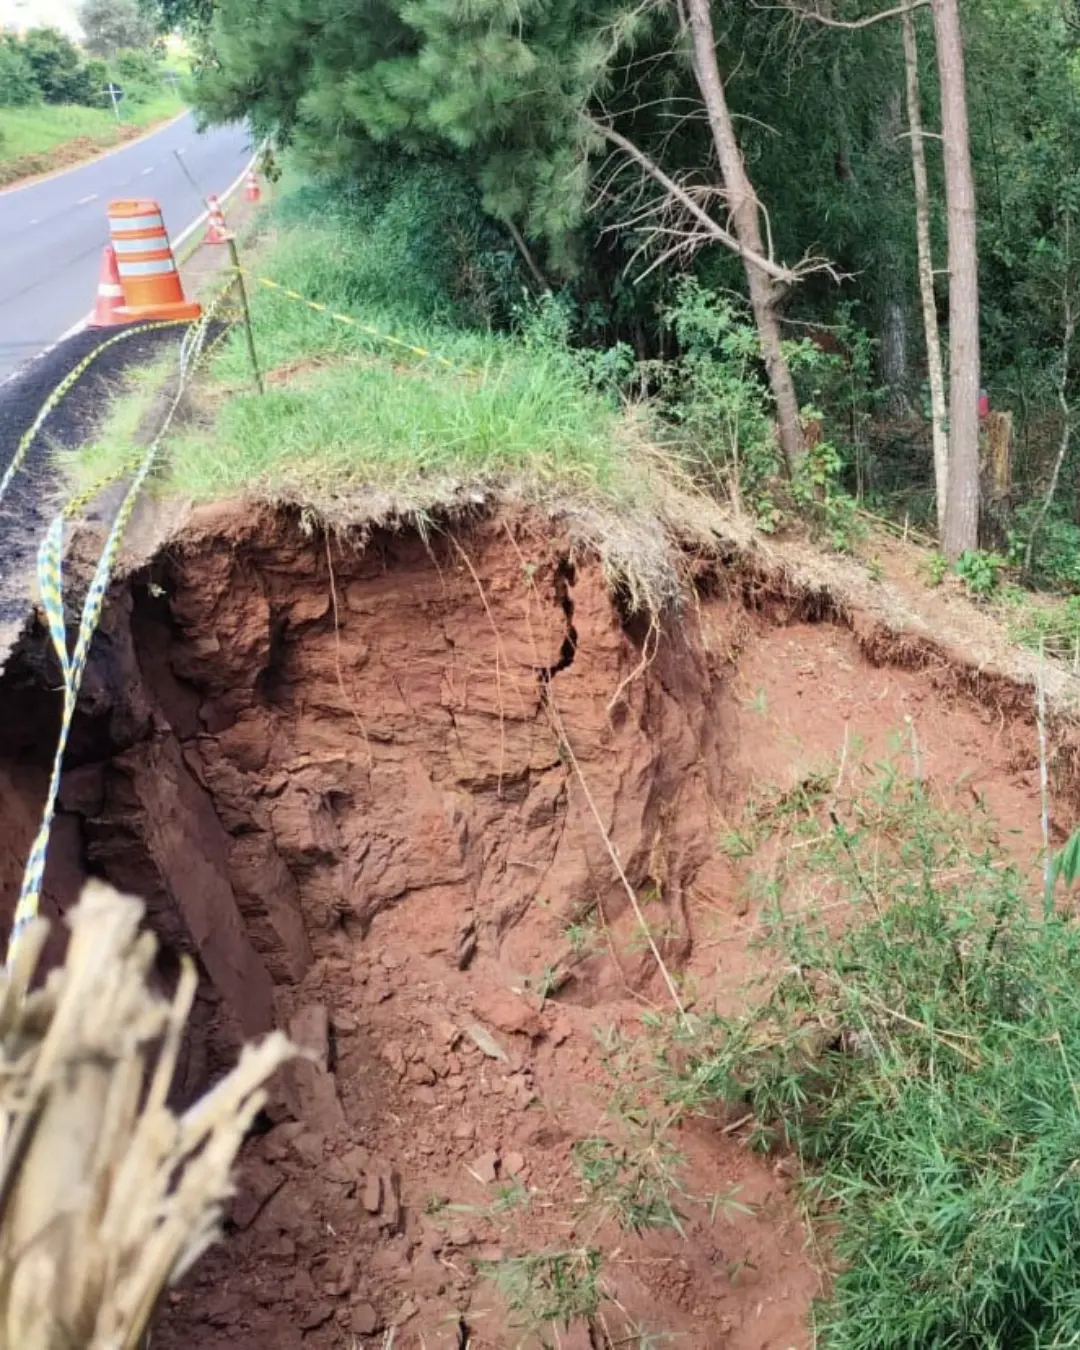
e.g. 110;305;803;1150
0;148;258;393
0;109;192;199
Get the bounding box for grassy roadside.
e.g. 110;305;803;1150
67;174;700;606
0;94;185;188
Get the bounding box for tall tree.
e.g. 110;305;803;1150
902;1;948;537
681;0;806;473
932;0;980;556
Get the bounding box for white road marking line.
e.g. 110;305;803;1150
171;155;254;252
0;110;190;198
140;167;155;176
77;193;99;205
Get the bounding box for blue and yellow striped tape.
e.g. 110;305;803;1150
241;270;481;378
0;320;194;518
6;307;233;964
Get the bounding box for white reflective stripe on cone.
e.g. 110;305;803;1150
112;235;171;255
116;257;177;276
109;213;164;233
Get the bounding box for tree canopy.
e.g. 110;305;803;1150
79;0;159;57
171;0;1080;557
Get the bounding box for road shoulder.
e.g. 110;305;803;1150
0;109;189;196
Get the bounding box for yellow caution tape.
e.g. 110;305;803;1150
240;270;481;377
0;320;193;518
7;313;228;964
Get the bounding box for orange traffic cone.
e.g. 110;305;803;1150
89;245;126;327
108;199;201;324
203;194;229;245
245;169;261;204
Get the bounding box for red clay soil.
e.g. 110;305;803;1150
0;120;177;191
0;504;1066;1348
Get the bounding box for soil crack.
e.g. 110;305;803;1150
536;558;578;688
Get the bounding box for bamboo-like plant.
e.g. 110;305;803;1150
0;879;295;1350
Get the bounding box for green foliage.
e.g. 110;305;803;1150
484;1248;604;1344
924;552;949;587
19;28;98;105
1008;508;1080;592
113;49;163;90
1006;593;1080;661
79;0;158;57
954;548;1005;597
573;1136;687;1236
0;37;40;108
139;0;213;35
792;425;865;554
656;279;782;528
0;23;163;115
1054;829;1080;890
664;761;1080;1349
273;164;523;330
190;0;653;273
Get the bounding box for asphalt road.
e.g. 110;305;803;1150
0;111;252;383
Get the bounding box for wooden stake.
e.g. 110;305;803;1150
1037;640;1053;917
227;235;265;397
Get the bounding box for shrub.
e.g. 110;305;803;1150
663;761;1080;1349
1008;506;1080;591
113;48;163;91
279;157;524;330
656;278;782;526
20;28;95;104
0;38;39;107
954;547;1005;597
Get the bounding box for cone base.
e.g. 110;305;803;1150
89;300;128;328
116;300;202;323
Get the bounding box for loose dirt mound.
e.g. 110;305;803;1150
0;504;1065;1347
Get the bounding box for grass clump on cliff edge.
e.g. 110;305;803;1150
72;175;650;512
69;171;714;612
663;759;1080;1349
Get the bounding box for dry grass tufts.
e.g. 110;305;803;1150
0;880;295;1350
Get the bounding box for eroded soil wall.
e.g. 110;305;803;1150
0;506;1062;1348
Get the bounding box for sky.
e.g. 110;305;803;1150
0;0;83;36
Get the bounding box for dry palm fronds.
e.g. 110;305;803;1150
0;879;296;1350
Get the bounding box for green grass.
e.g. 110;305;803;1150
661;757;1080;1349
1003;588;1080;664
0;104;115;161
163;349;628;504
69;193;643;517
483;1248;605;1344
0;93;183;171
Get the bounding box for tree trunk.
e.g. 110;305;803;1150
902;2;949;539
931;0;980;557
882;289;913;417
683;0;805;475
878;90;912;418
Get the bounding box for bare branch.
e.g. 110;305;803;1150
585;114;845;288
584;115;798;284
762;0;931;28
503;219;550;293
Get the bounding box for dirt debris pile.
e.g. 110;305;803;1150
0;504;1063;1348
